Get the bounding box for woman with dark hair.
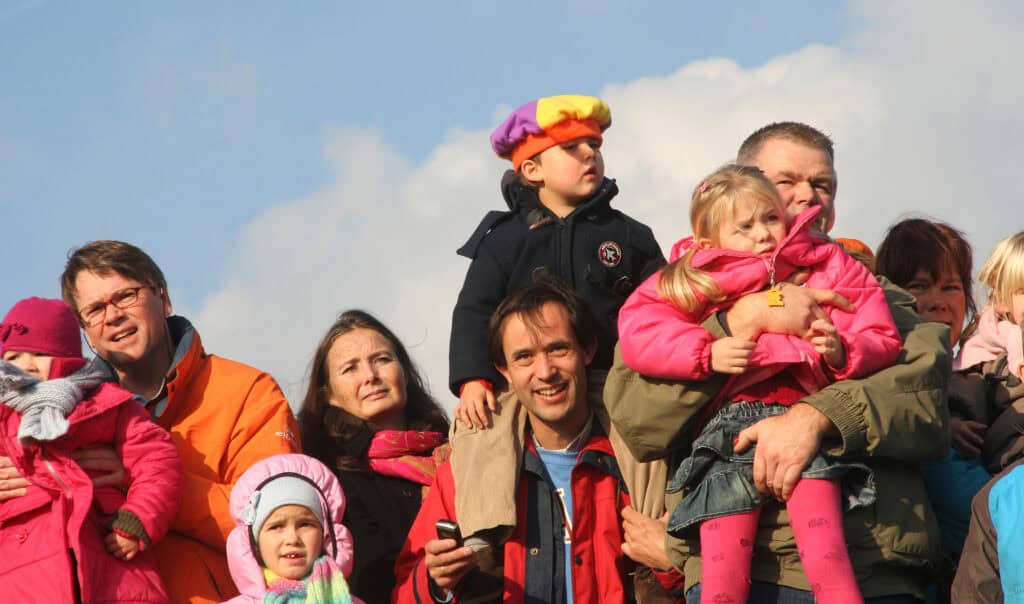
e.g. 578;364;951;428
876;218;988;567
299;310;449;603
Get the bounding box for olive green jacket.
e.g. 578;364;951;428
604;279;951;599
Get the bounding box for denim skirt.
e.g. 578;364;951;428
666;400;876;536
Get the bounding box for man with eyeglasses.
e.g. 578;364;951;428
0;240;299;604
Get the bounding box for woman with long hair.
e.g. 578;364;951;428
299;310;449;603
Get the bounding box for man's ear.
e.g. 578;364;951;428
159;289;173;317
495;362;512;384
583;338;597;366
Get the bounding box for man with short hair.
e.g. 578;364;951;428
736;121;838;235
394;281;636;603
609;123;950;601
57;240;299;603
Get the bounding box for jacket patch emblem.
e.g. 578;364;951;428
598;241;622;267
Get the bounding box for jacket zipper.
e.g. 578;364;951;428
41;449;72;498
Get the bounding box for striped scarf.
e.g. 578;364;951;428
262;555;353;604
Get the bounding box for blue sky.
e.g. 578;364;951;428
5;2;1020;407
2;1;845;311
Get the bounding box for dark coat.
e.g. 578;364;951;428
306;416;430;604
448;171;664;394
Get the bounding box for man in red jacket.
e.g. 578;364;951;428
394;281;633;603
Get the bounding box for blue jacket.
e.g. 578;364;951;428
953;457;1024;601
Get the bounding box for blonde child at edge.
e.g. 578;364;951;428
954;231;1024;471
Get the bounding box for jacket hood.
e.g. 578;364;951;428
226;454;354;600
668;205;826;266
956;305;1024;373
499;169;618;216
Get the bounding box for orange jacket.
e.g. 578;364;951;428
149;317;300;604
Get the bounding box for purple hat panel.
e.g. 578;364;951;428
490;100;542;157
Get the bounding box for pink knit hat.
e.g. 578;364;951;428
0;297;83;358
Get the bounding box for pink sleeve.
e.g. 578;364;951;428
617;270;715;380
116;401;184;546
820;253;903;380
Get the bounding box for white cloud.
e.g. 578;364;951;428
196;0;1024;412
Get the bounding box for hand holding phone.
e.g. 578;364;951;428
427;519;475;597
435;519;463;547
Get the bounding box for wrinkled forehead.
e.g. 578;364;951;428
755;137;835;174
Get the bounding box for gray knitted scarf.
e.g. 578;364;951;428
0;358;107;442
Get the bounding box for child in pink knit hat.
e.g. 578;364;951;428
0;296;183;603
953;231;1024;473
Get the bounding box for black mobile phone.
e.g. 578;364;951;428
435;519;463;547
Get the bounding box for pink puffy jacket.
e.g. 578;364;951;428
0;381;183;603
618;207;902;395
223;454;361;604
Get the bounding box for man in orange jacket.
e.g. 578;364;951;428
0;240;299;604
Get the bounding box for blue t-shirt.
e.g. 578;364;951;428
537;447;577;604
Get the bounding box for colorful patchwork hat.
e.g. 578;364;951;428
490;95;612;171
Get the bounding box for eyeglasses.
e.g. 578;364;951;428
78;285;158;328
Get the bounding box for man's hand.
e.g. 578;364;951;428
71;445;126;490
0;456;30;501
809;318;846;370
950;417;986;459
425;538;478;597
105;531;140;561
710;337;755;375
454;381;498;429
620;507;672;570
733;403;835;501
725;286;853;341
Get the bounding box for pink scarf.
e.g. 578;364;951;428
956;306;1024;378
366;430;445;486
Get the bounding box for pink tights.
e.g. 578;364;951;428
698;478;863;603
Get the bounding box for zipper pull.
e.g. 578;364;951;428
766;269;785;307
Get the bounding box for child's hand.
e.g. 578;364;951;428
809;319;846;370
710;337;755;374
950;417;986;459
105;531;140;561
455;381;498;429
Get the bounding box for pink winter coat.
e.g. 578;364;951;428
618;207;902;396
0;381;183;603
224;454;361;604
